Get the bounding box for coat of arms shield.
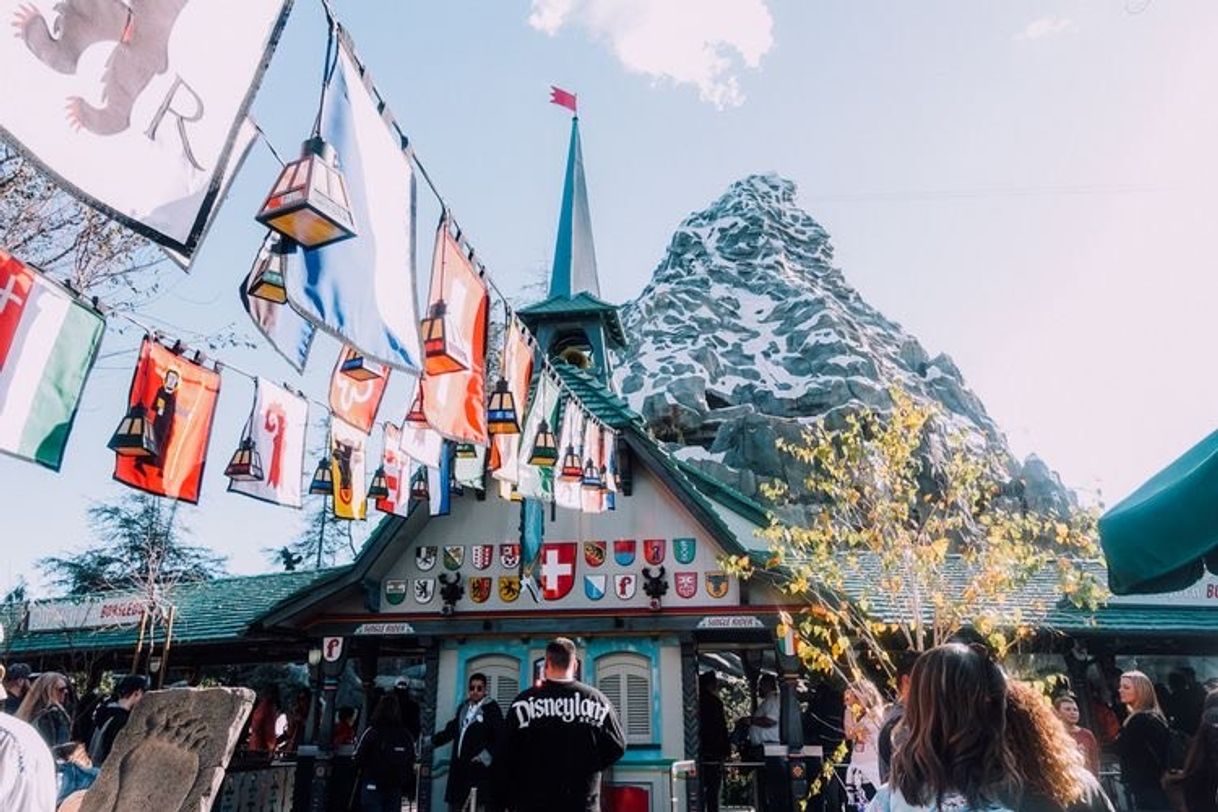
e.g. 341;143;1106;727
443;545;464;570
673;537;697;565
498;575;521;603
469;576;492;603
705;571;729;599
613;539;636;566
675;571;698;599
414;578;435;603
584;574;606;601
644;538;666;565
471;544;494;570
613;573;637;600
416;546;437;571
384;579;408;606
499;543;520;570
584;541;606;568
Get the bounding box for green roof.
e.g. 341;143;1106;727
675;459;772;527
1;567;349;656
517;292;627;347
551;363;644;430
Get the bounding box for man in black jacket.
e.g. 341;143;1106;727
88;674;147;765
432;672;504;811
495;638;626;812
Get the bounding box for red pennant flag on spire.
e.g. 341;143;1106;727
550;86;577;114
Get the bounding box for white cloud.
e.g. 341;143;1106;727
1014;15;1074;41
528;0;774;109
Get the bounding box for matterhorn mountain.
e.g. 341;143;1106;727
612;174;1073;515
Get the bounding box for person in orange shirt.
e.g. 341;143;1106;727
333;706;357;748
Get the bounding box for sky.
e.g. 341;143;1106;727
3;0;1218;596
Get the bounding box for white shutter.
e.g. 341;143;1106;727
595;653;653;745
601;673;623;719
625;673;651;738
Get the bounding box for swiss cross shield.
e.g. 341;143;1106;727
674;537;697;565
644;539;666;565
414;579;435;603
384;580;407;606
613;573;637;600
469;576;492;603
498;575;521;603
584;541;606;567
613;539;636;566
499;543;520;570
584;574;606;601
443;546;464;570
540;542;577;600
675;571;698;599
471;545;494;570
416;546;437;571
706;572;729;599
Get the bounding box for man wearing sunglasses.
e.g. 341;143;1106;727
430;672;504;811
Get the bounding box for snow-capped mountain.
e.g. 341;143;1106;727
612;174;1072;514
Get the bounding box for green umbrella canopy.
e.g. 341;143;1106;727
1100;429;1218;595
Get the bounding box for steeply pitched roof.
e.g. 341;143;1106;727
517;291;627;348
1;567;348;656
550;362;642;429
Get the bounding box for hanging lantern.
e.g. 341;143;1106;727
224;437;264;481
247;234;289;303
581;458;602;490
256;136;357;248
410;471;430;501
405;390;427;426
598;465;610;494
108;405;158;458
367;466;390;499
309;457;333;495
455;443;477;460
486;377;520;435
528;420;559;467
340;351;383;382
560;446;583;480
420;300;469;375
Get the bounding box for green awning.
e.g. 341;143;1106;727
1099;429;1218;594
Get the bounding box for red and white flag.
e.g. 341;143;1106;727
328;346;389;434
399;381;443;468
490;319;534;484
580;417;605;514
375;423;410;517
228;378;308;508
555;400;584;511
550;86;577;114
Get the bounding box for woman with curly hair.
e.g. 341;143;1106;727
1002;680;1113;812
868;643;1015;812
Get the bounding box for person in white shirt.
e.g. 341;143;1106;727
845;679;886;808
0;664;57;812
740;673;782;811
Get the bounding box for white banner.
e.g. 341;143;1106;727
28;594;146;632
228;378;308;508
0;0;293;255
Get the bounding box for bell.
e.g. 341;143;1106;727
528;420;558;467
410;471;430;501
581;458;602;490
455;443;477;460
108;404;158;458
367;466;390;499
486;377;520;435
420;300;469;375
256;136;357;248
224;437;264;481
405;389;427;426
308;457;333;495
560;446;583;480
340;350;384;382
247;235;290;303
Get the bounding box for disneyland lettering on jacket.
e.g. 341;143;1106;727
510;694;612;729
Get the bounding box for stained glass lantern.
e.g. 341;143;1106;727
528;420;558;467
560;446;583;480
581;458;602;490
405;390;427;426
486;377;520;435
340;351;383;382
367;466;390;499
455;443;477;460
309;457;333;495
420;300;469;375
224;437;264;481
256;136;357;248
410;471;430;501
598;465;610;493
108;405;158;458
247;234;290;303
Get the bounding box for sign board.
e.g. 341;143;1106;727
352;622;415;636
27;594;146;632
696;615;765;630
1106;573;1218;607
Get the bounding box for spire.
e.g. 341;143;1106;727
549;117;600;299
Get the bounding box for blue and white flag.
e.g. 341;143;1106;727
240;232;315;372
285;38;422;372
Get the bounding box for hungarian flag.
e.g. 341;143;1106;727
328;346;389;434
0;251;104;471
550;86;578;113
421;220;490;446
554;399;584;511
330;417;367;520
114;338;221;503
516;372;559;501
228;378;308;508
490;319;535;484
376;423;410;517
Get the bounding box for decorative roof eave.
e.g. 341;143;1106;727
516;292;627;348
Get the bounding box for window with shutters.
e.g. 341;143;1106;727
466;655;521;709
596;652;653;745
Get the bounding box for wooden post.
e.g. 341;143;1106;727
131;605;149;675
157;605;177;689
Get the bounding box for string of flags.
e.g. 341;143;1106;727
0;1;623;524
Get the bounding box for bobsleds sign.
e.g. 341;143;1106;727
0;0;293;256
28;594;147;632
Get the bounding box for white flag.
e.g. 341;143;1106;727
516;373;559;501
228;379;308;508
0;0;292;256
555;400;584;511
580;417;605;514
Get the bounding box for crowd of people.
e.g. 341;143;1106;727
691;642;1218;812
0;662;148;811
